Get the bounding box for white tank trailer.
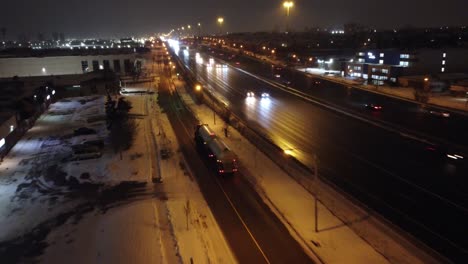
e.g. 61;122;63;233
194;124;238;174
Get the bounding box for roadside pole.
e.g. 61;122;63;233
314;154;319;233
185;200;191;231
212;96;216;125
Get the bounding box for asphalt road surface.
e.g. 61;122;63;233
177;48;468;262
157;73;314;264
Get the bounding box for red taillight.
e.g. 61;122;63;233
219;170;224;173
233;169;238;172
209;154;214;157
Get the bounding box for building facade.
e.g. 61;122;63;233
0;113;18;159
346;48;468;85
0;53;141;78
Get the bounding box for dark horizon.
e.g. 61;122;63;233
0;0;467;39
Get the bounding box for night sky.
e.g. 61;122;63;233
1;0;467;39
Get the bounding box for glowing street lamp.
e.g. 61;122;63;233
283;1;294;16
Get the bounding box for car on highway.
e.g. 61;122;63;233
246;91;255;98
364;103;383;111
261;92;270;99
425;144;465;164
428;109;450;118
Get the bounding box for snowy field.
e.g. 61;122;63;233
0;89;236;263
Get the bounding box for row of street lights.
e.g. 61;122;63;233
170;1;294;36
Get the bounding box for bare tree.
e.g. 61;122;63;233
0;27;6;40
108;99;137;159
37;33;45;42
52;32;59;41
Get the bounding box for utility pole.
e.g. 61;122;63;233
313;154;319;232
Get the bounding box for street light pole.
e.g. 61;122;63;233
283;1;294;32
313;154;319;232
217;17;224;36
284;148;319;232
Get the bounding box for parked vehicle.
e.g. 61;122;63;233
71;144;100;154
74;127;97;136
63;152;102;162
82;139;105;149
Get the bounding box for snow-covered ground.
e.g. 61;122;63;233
173;77;440;264
0;88;236;263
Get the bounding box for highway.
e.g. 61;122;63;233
202;45;468;148
157;70;314;263
177;48;468;262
